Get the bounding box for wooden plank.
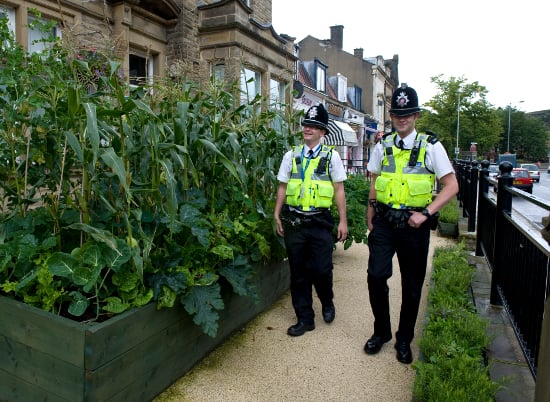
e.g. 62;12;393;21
251;260;290;309
0;335;83;401
84;307;200;401
87;312;228;402
84;301;183;370
0;368;73;402
0;297;86;367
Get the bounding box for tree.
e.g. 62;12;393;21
417;75;502;159
499;108;548;161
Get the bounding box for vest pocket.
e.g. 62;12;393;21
285;181;301;205
407;179;432;196
374;176;391;192
405;178;433;207
286;181;301;196
314;183;334;208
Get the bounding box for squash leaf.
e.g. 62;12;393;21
181;283;224;337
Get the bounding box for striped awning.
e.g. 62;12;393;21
325;120;358;146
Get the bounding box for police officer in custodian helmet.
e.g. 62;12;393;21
274;104;348;337
364;84;459;363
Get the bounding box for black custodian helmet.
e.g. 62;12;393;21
389;84;421;116
302;104;329;131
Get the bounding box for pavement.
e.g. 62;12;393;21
153;232;456;402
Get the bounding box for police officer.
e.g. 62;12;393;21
364;84;459;363
274;103;348;337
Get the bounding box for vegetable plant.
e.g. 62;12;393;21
0;16;368;336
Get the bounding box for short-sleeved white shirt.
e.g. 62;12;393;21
277;144;347;183
367;130;454;179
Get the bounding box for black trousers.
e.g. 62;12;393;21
367;213;430;343
283;211;335;325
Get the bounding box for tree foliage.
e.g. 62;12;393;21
417;75;502;158
417;75;548;162
496;107;547;161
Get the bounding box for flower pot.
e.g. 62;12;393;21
437;221;459;237
0;260;290;402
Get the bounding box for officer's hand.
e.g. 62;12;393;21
337;222;348;242
408;211;427;229
275;218;284;237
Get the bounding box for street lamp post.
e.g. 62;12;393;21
506;100;524;153
455;91;461;157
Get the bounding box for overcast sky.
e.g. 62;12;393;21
272;0;547;113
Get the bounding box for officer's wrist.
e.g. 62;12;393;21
421;208;431;219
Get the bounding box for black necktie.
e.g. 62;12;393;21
307;149;314;158
398;139;405;150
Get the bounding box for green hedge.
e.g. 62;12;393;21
413;244;500;401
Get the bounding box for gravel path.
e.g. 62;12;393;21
154;234;455;402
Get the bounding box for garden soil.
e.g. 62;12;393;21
154;233;455;402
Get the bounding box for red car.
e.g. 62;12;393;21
494;168;533;194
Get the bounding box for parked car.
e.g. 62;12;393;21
520;163;540;182
494;168;533;194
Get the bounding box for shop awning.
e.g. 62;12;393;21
326;120;358;146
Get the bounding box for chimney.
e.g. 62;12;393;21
354;48;364;59
330;25;344;50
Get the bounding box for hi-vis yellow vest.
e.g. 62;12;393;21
375;133;435;209
285;144;334;211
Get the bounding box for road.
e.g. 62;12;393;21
489;167;550;229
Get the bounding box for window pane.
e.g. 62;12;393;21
27;17;61;54
316;66;325;92
212;63;225;82
270;78;285;108
0;6;15;35
240;67;260;103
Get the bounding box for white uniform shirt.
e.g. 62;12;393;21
367;130;454;179
277;144;347;183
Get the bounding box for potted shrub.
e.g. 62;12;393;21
437;198;460;237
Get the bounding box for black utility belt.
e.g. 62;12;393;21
372;202;438;230
284;205;329;216
281;206;332;229
371;202;423;212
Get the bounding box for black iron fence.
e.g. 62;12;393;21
455;159;550;382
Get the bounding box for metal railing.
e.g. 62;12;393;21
455;159;550;381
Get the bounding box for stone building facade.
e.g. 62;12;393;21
1;0;296;104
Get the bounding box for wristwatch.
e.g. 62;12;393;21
421;208;431;219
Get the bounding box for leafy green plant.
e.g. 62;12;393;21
332;174;369;249
438;197;459;224
0;17;368;336
413;244;501;400
0;16;292;335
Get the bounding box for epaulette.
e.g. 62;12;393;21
382;132;392;140
425;130;439;145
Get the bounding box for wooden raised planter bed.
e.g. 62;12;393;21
0;260;290;402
